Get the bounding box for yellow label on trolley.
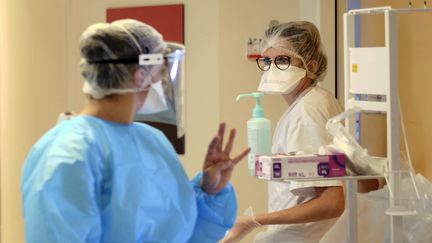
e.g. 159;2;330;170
352;63;358;73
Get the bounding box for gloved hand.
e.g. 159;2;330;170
219;215;262;243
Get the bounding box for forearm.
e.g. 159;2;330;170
256;186;345;225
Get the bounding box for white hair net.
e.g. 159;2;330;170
261;21;327;81
80;19;167;99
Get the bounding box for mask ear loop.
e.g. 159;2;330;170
134;66;154;91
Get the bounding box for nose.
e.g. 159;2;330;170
263;64;285;82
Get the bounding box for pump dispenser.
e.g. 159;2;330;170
237;92;271;176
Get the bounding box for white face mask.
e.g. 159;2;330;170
137;80;169;115
258;64;306;94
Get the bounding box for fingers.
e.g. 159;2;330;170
219;216;254;243
206;136;220;158
210;159;234;172
232;148;251;165
224;128;236;155
216;123;226;151
202;160;234;194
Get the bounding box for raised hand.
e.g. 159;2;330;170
200;123;250;194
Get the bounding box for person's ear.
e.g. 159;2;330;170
134;68;147;88
307;60;319;73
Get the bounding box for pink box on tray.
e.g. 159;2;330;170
255;152;347;180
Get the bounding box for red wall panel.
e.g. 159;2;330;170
106;4;184;43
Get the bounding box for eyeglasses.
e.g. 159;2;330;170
256;55;291;71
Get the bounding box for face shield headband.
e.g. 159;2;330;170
88;52;164;65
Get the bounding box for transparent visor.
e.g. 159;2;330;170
135;42;186;138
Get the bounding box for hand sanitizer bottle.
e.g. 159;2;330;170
236;92;271;176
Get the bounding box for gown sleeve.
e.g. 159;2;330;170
187;173;237;243
22;132;102;243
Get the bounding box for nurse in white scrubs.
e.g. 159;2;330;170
221;21;345;243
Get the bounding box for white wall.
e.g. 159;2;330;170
300;0;337;96
1;1;68;242
0;1;336;242
0;0;5;241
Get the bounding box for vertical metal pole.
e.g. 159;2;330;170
343;12;358;243
344;11;357;136
347;0;362;141
346;180;358;243
385;10;402;243
343;13;351;115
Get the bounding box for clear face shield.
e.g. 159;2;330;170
134;42;186;138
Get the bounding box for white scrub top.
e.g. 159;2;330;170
255;85;344;243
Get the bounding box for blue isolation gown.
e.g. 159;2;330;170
21;116;237;243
